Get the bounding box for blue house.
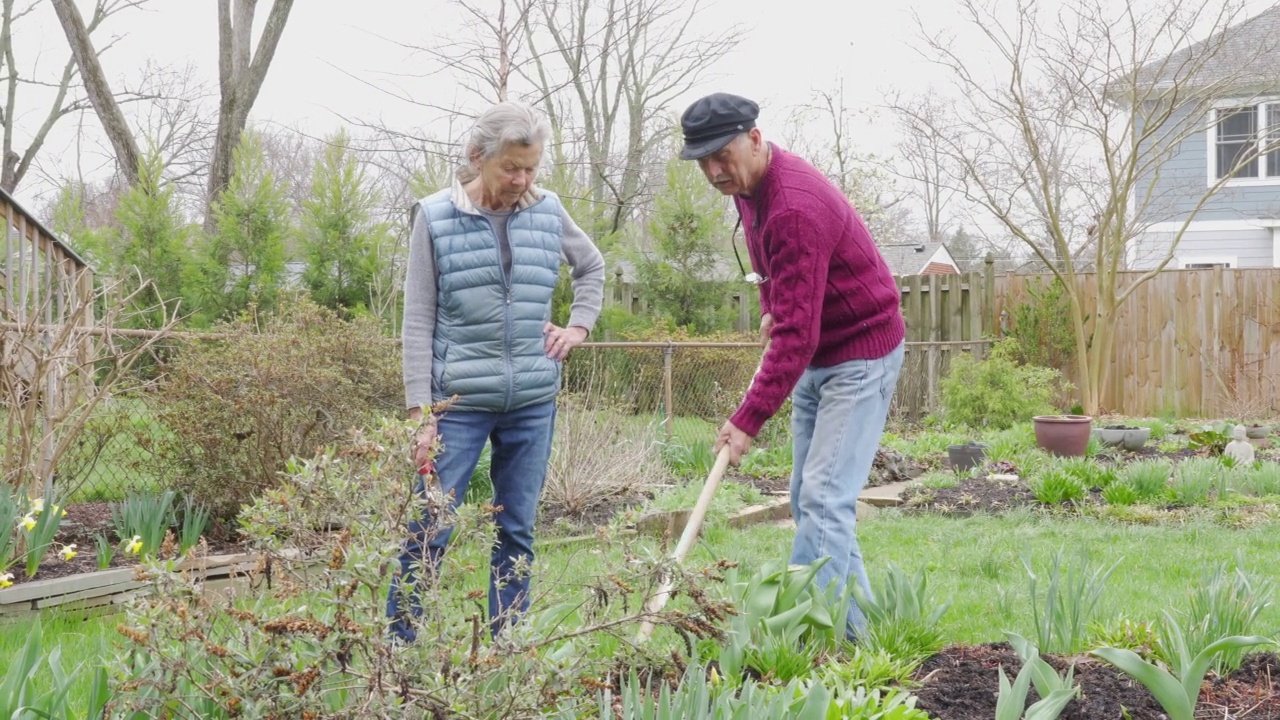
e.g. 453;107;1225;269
1129;5;1280;270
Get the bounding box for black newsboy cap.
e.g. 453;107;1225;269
679;93;759;160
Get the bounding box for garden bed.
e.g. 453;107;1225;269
912;642;1280;719
7;501;247;587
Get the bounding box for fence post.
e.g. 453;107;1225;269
983;252;996;336
663;343;674;443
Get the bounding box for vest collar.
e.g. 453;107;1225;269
450;174;543;214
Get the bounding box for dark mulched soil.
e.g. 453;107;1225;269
9;501;247;587
913;643;1280;719
902;474;1039;514
903;442;1280;515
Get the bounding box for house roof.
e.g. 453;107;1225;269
1138;4;1280;92
878;243;958;276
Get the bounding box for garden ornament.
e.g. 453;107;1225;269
1225;425;1255;465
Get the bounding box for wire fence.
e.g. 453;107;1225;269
8;334;990;505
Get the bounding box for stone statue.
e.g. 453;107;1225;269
1224;425;1256;466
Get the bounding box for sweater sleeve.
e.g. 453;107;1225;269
402;204;438;410
560;208;606;334
730;210;831;436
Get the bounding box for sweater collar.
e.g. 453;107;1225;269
450;173;542;214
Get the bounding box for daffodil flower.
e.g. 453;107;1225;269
29;498;43;514
126;536;143;555
52;504;65;518
61;544;78;561
0;572;12;589
20;514;36;532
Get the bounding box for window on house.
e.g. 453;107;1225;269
1184;262;1232;269
1213;102;1280;181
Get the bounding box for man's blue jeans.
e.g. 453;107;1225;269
789;342;904;638
386;399;556;642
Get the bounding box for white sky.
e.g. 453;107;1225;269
7;0;1279;220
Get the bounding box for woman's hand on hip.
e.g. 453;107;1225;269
544;323;588;361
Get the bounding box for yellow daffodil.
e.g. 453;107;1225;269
20;514;36;532
0;572;11;589
126;536;143;555
29;498;43;515
61;544;78;561
52;504;65;518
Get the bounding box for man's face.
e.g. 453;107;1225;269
696;131;763;196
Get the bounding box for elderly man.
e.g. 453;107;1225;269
680;92;905;639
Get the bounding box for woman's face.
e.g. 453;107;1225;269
475;142;543;209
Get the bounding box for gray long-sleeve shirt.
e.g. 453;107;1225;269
401;190;606;410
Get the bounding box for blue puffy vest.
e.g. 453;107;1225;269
418;188;564;412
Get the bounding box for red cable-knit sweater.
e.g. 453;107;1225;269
730;144;906;437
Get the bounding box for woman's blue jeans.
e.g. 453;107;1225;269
386;400;556;642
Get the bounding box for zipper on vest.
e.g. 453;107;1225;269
495;217;515;412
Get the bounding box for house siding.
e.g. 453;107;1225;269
1128;227;1273;269
1138;103;1280;223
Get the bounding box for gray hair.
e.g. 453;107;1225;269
464;101;551;166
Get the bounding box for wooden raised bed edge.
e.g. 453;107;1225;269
0;548;315;621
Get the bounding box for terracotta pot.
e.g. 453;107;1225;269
1033;415;1094;457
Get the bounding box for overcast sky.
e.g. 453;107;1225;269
7;0;1279;214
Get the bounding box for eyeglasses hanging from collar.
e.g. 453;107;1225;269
731;217;768;285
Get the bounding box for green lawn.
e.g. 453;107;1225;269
8;507;1280;711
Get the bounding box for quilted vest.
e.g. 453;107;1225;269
418;188;564;412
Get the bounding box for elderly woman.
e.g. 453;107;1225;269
387;101;605;642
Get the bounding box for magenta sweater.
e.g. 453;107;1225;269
730;144;905;436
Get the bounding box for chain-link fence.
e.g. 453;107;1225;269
13;334;990;505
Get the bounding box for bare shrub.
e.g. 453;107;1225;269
2;272;178;499
543;388;669;519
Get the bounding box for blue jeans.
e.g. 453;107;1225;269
789;342;904;638
386;399;556;642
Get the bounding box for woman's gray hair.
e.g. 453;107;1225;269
465;101;552;166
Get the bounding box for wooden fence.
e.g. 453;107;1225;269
994;267;1280;418
606;256;999;341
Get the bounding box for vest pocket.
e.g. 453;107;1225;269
431;340;450;395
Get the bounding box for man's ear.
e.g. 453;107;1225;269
748;127;765;152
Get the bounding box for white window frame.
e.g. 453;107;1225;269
1207;99;1280;187
1178;255;1237;269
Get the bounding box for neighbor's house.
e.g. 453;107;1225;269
877;242;962;276
1128;5;1280;270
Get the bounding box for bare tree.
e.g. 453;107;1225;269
896;0;1280;414
891;93;960;242
51;0;294;224
521;0;742;235
48;0;143;185
126;60;217;201
785;82;916;245
205;0;296;229
2;0;145;191
419;0;537;104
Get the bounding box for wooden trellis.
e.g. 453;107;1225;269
1;186;96;493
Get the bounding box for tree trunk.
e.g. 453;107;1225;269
49;0;140;185
203;0;295;231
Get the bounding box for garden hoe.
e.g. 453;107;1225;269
635;443;731;641
636;357;763;641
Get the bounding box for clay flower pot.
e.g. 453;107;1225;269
1033;415;1094;457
